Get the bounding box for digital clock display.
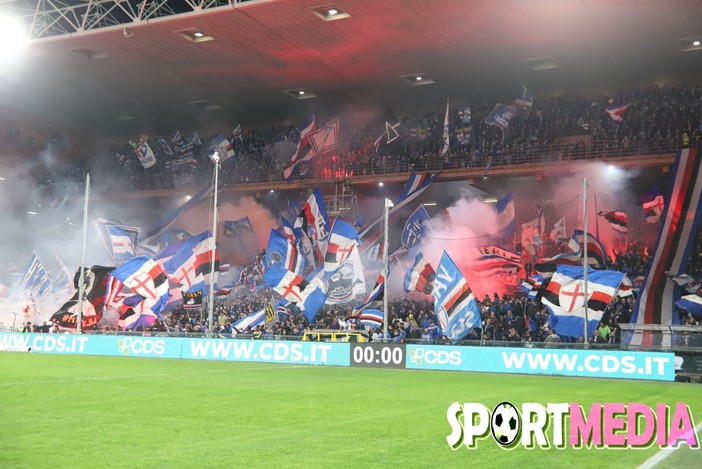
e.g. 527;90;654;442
350;343;406;369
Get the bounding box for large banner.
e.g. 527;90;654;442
405;345;675;381
0;334;675;381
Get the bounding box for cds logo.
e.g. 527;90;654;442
409;347;462;366
117;337;166;356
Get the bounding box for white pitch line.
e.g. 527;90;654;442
637;420;702;469
0;363;309;387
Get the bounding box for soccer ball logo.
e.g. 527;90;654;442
490;401;521;447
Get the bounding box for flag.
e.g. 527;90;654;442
157;136;174;158
325;243;366;305
440;99;449;157
403;253;435;295
632;148;702;346
307;117;339;155
130;140;157;169
605;102;630;122
536;203;545;236
283;115;316;180
466;245;523;287
359;309;384;329
266;228;305;276
49;266;115;330
374;121;401;153
642;194;665;224
294;188;331;268
182;290;203;310
666;273;701;293
106;257;170;321
541;265;624;338
234;308;266;331
520;274;548;301
231;124;242;142
521;220;542;256
143;184;214;240
93;218;141;264
550;216;567;243
598;210;628;234
223;217;255;239
434;251;482;340
163;231;219;293
568;230;608;268
494;192;516;240
351;272;385;318
209;134;235;161
324;219;361;272
263;265;327;322
21;254;53;298
485;104;518;130
359;172;438;241
280;217;296;243
400;205;435;250
676;289;702;318
515;85;534;109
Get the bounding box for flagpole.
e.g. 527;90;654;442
382;197;393;341
594;191;600;240
77;173;90;334
582;178;590;345
208;152;221;335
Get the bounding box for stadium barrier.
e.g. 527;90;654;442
0;332;676;381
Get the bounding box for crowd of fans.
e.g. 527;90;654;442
37;82;702;195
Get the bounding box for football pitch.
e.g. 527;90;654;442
0;353;699;469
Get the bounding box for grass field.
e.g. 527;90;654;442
0;354;700;469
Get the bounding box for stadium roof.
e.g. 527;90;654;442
1;0;701;137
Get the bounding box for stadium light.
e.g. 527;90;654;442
0;15;29;61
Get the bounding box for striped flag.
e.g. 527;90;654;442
404;253;436;295
434;251;481;340
467;245;523;287
21;254;53;299
294;188;331;268
283;115;316;180
598;210;628;234
359;309;384;329
266;229;305;276
541;265;624;338
632;148;702;346
234;308;266;331
440;100;449;157
263;265;327;322
359;172;437;242
351;272;385;318
568;230;608;268
676;289;702;318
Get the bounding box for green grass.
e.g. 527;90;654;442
0;354;700;468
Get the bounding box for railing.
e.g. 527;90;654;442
41;138;681;196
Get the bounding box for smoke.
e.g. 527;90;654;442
178;195;277;264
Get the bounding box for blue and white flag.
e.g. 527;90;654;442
130;140;157;169
676;290;702;318
515;85;534;109
93;218;141;265
266;229;305;276
351;272;385;318
162;232;218;293
324;219;361;273
21;254;53;298
143;184;214;240
485;104;518;130
209;134;235;161
401;205;435;250
359;172;438;241
403;253;435;295
359;309;384;329
294;188;331;268
494;192;516;240
434;252;482;340
568;230;608;268
234;307;266;331
541;265;624;338
106;257;170;329
263;265;327;322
